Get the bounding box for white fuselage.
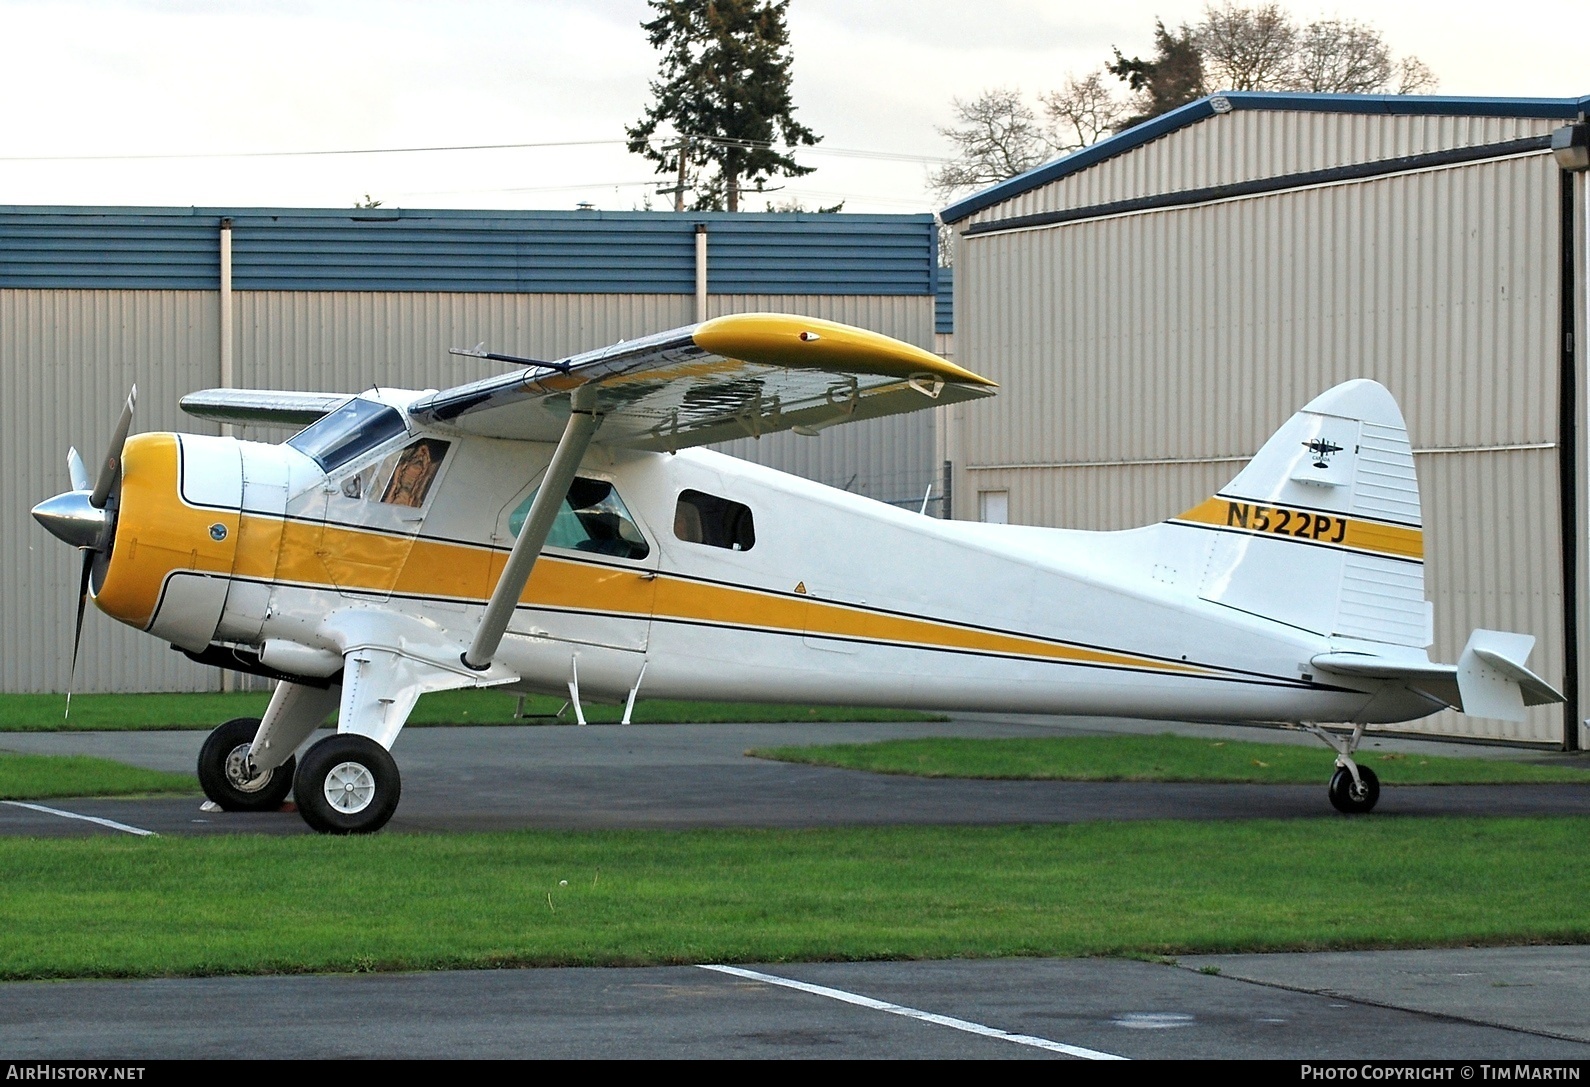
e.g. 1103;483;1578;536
113;409;1435;727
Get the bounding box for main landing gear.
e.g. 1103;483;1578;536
293;734;401;835
197;721;402;834
197;717;296;812
1304;722;1380;814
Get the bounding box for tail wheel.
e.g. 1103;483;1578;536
197;717;296;812
1328;764;1380;814
294;734;401;835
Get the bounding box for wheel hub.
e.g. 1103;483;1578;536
223;743;271;793
324;761;376;814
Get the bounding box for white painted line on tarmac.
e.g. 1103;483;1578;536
2;800;158;837
698;963;1127;1059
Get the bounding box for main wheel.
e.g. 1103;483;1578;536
293;734;401;835
1328;764;1380;814
197;717;296;812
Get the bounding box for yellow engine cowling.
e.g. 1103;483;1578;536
95;433;242;651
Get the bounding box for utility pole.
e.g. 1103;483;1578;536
656;137;692;212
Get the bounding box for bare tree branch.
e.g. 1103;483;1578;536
930;89;1050;201
1395;56;1439;94
1197;1;1296;91
1040;70;1129;153
1295;18;1392;93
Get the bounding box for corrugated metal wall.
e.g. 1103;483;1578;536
234;291;938;508
2;289;222;693
955;147;1566;743
4;205;943;693
960;110;1561;229
7;282;934;692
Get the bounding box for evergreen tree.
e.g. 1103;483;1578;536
626;0;819;212
1107;20;1207;130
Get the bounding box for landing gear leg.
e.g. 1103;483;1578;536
1304;722;1380;814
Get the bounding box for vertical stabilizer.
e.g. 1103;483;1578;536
1171;380;1430;647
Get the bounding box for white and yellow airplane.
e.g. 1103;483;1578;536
32;314;1561;833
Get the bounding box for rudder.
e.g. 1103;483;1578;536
1170;380;1431;647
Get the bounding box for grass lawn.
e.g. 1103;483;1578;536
0;690;944;732
1;817;1587;980
0;752;197;801
749;734;1590;785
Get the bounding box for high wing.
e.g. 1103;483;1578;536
408;313;996;450
180;389;351;428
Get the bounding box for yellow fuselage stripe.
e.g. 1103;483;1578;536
1173;496;1423;562
96;433;1217;681
244;514;1212;678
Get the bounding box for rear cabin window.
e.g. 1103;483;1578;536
509;476;650;561
674;490;755;551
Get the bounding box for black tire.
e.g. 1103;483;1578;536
197;717;296;813
1328;764;1380;814
294;734;401;835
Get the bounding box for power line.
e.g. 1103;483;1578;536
0;136;949;165
0;139;627;163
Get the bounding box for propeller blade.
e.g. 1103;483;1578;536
89;385;137;509
67;447;90;492
65;550;93;720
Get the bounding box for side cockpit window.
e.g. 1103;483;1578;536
339;437;451;506
287;397;407;472
674;489;755;552
509;476;650;561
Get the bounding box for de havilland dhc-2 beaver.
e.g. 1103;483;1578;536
31;313;1562;832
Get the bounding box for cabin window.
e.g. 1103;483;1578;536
509;476;650;561
287;397;407;471
674;489;755;551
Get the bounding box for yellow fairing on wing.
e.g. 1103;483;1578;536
95;433;241;629
692;313;997;388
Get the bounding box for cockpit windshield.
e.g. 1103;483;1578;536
286;398;408;471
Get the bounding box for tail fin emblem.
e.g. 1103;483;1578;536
1303;439;1343;469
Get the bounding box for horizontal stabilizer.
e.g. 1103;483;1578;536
1312;629;1563;722
1311;647;1460;710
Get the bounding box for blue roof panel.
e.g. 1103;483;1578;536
935;265;953;335
0;207;936;295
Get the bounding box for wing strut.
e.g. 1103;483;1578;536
462;386;602;671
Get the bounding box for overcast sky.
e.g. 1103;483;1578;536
1;0;1585;215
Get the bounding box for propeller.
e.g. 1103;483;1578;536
67;447;89;492
66;551;93;718
90;386;136;509
31;385;138;717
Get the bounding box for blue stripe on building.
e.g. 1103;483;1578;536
0;207;938;296
935;264;953;334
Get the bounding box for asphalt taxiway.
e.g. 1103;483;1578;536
3;716;1587;1059
2;717;1588;837
2;953;1587;1059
